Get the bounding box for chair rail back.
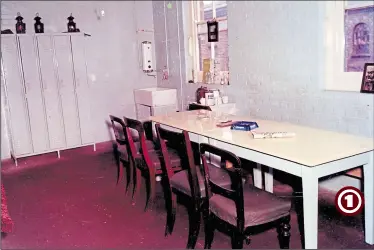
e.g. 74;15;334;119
123;117;149;162
155;124;200;200
109;115;126;144
199;143;245;228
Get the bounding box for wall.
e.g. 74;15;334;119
153;1;374;191
154;0;374;138
225;1;373;138
1;1;157;160
152;1;187;110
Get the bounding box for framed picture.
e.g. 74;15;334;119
360;63;374;94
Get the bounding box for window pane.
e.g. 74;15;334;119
344;3;374;72
197;1;227;21
214;1;227;18
197;25;210;71
214;30;229;72
197;1;212;21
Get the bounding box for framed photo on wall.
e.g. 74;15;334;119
360;63;374;94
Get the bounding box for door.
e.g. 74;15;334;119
36;35;66;150
1;35;33;156
53;35;81;147
18;35;50;153
70;35;94;144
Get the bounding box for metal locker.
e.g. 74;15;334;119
70;35;94;145
36;35;66;150
1;33;95;164
53;35;81;147
18;35;50;153
1;35;33;156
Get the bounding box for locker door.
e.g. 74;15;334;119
70;35;94;144
36;35;66;150
53;35;81;147
1;36;33;156
18;35;49;153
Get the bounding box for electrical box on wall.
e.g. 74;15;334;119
141;41;153;73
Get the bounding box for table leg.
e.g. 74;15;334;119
302;168;318;249
253;163;263;189
364;152;374;245
264;167;273;193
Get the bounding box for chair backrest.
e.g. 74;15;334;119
109;115;126;144
155;124;201;199
188;103;212;111
199;143;244;227
122;117;150;162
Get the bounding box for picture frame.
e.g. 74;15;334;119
360;63;374;94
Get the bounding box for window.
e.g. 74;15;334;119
185;1;229;83
325;1;373;91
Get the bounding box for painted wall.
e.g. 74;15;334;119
152;1;188;110
153;1;374;191
1;1;157;160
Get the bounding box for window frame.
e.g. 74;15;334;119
185;1;228;83
324;1;373;92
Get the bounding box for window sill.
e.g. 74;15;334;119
190;81;229;86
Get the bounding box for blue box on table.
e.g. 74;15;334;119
230;121;259;131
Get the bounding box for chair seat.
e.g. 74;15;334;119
170;163;231;197
118;140;156;161
209;186;291;227
148;148;182;170
273;180;294;198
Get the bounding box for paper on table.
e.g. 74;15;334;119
251;130;296;139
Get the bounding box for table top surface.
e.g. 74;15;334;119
151;110;374;167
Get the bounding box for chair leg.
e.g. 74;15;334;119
186;207;201;249
117;159;123;185
132;168;142;204
204;212;215;249
231;231;244;249
125;159;133;195
278;215;291;249
165;192;177;236
113;144;122;185
145;168;156;212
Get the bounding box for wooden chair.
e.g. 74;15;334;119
155;124;232;248
200;143;292;249
109;115;131;190
123;117;183;211
109;115;156;193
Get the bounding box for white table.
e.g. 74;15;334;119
151;110;374;249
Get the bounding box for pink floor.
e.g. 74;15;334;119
1;142;373;249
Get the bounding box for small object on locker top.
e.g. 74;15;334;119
67;14;77;32
230;121;259;131
251;131;296;139
15;12;26;34
34;13;44;33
